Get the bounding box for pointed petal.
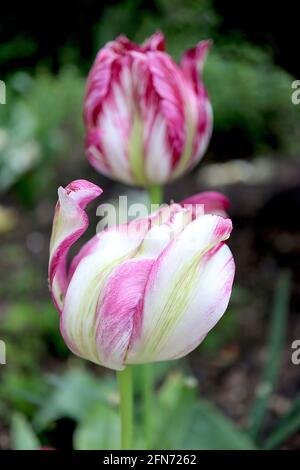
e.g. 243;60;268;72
49;180;102;313
142;32;165;52
179;41;213;171
180;40;212;89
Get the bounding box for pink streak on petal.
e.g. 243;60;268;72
49;180;102;314
96;259;154;368
68;203;177;285
112;35;141;53
85;128;112;175
84;48;116;127
213;217;233;240
180;40;212;92
147;52;186;167
142;31;165;52
180;40;213;170
180;191;230;217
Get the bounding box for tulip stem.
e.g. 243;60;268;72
117;367;133;450
143;363;153;449
142;185;163;450
148;185;163;206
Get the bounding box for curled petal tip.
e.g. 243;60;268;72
143;31;165;51
63;179;102;195
186;39;212;65
49;180;103;314
181;39;212;82
60;179;102;208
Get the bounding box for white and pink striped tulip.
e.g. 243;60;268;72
84;32;213;186
49;180;235;370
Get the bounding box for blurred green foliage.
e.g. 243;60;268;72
0;67;84;202
0;301;66;418
205;46;299;156
1;272;297;450
0;0;299;451
9;368;257;450
0;0;299;202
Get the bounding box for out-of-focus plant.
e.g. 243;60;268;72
204;46;299;156
11;414;40;451
0;301;66;420
0;67;84;203
249;271;292;443
92;0;299;159
9;367;256;450
8;270;294;450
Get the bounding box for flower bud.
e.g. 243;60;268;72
84;32;212;186
49;180;234;370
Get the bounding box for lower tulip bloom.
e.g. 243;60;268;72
49;180;235;371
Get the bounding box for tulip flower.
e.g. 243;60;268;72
84;32;212;186
49;180;234;371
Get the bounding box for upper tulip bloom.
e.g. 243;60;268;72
49;180;234;370
84;32;212;186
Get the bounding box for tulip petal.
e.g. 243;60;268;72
62;203;192;369
179;40;213;171
126;215;234;364
94;205;193;369
142;31;165;52
84;35;213;186
181;191;230;217
180;40;212;91
147;52;186;169
49;180;102;313
95;259;154;370
60;225;148;366
84;48;116;127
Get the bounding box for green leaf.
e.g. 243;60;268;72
154;373;256;450
262;394;300;449
33;368;116;431
248;270;292;440
73;403;120;450
132;360;183;396
11;413;40;450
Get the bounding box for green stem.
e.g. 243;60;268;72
142;185;163;449
143;363;153;449
148;185;163;206
117;367;133;450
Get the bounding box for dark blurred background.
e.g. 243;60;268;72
0;0;300;451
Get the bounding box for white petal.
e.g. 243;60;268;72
127;215;234;363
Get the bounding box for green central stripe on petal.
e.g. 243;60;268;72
172;106;196;179
128;112;148;186
141;237;225;357
145;253;200;355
